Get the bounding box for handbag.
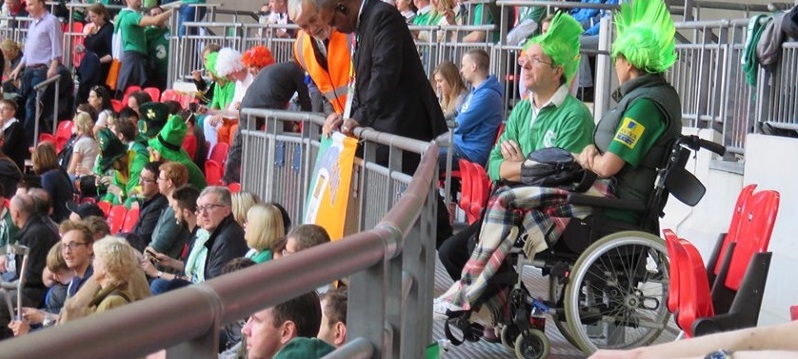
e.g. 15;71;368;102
518;147;597;192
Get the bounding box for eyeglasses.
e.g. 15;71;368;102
522;56;555;70
157;176;167;182
140;177;157;183
196;203;226;214
62;242;88;251
0;107;13;112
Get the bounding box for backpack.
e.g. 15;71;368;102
517;147;596;192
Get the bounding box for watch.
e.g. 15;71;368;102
704;349;734;359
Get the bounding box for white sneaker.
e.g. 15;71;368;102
433;297;464;320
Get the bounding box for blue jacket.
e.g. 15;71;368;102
454;75;503;166
571;0;618;36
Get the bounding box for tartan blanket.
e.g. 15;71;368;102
439;179;615;310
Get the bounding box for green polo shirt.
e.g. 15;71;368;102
116;9;147;54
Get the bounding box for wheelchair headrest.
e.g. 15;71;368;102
665;167;705;206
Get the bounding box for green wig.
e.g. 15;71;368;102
612;0;677;73
204;51;219;78
524;12;583;84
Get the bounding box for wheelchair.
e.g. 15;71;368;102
444;135;726;358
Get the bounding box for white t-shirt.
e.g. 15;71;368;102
72;136;99;171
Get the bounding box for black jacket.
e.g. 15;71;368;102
132;194;168;245
0;158;21;198
17;214;60;306
2;120;27;171
351;0;447;144
203;215;248;280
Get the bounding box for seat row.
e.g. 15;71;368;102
665;184;780;338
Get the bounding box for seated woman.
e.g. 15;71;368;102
32;142;73;223
244;203;286;263
434;1;682;316
88;86;115;133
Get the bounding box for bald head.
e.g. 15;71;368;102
10;192;35;227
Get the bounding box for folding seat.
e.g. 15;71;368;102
205;160;224;186
121;207;139;233
107;205;128;234
97;201;112;216
209;142;230;166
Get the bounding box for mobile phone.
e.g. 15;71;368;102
145;248;159;260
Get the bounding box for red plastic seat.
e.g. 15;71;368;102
722;190;779;291
663;230;682;314
671;236;715;338
121;207;139;233
54;120;74;153
182;134;197;159
107;205;127;234
97;201;112;216
708;184;758;281
457;159;474;223
111;99;124;113
161;89;179;103
205;159;224;186
122;85;142;105
142;87;161;104
209;142;229;166
228;182;241;193
468;162;491;221
79;197;96;204
38;133;55;145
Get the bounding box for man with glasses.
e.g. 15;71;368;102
129;161;168;251
0;192;59;339
144;161;191;262
197;186;247;280
13;221;95;333
435;13;595;317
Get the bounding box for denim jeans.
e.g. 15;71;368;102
178;4;207;37
20;67;51;142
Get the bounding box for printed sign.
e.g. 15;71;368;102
304;132;357;240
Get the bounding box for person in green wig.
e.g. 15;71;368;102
574;0;682;223
434;12;597;319
148;115;208;190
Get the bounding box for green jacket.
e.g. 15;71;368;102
274;338;335;359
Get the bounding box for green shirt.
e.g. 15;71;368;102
209;81;235;110
604;98;667;223
1;209;19;247
413;7;437;26
116;9;147;54
488;93;594;181
472;4;500;43
145;26;170;75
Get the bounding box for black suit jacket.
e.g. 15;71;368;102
351;0;447;147
2;120;27;170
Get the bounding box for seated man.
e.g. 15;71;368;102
203;48;254;151
435;1;682;318
317;287;347;348
434;12;597;315
437;12;594;282
241;291;335;359
439;48;503;171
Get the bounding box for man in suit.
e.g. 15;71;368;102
317;0;452;245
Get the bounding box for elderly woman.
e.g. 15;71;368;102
32;142;73;222
243;203;285;263
86;236;142;313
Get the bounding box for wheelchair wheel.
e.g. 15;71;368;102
548;275;580;348
501;324;521;351
564;231;670;355
514;328;550;359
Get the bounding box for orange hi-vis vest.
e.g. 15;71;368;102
293;30;351;114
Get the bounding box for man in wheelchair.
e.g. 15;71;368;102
434;0;682;339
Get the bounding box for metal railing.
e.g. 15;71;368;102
0;109;440;359
32;74;61;147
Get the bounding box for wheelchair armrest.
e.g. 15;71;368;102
567;193;647;212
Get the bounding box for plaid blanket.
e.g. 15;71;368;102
439;179;615;310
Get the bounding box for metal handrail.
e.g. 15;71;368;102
32;74;61;147
495;0;620;10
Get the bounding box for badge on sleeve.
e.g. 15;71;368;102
614;117;645;149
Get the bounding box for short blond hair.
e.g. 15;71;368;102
245;203;284;252
74;112;95;137
46;242;68;273
231;191;260;226
92;236;139;288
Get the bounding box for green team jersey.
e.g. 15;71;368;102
116;9;147;54
488;92;595;181
146;26;170;75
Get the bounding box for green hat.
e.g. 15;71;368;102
138;102;169;139
97;128;127;173
612;0;676;74
524;12;583;84
148;114;188;161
